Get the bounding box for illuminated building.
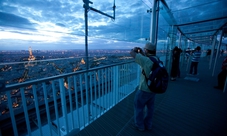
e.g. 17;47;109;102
28;46;36;61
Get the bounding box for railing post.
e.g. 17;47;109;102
51;81;61;135
6;91;18;136
113;65;119;104
42;82;53;136
21;87;32;136
59;78;69;135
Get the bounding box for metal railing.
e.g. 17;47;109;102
0;61;140;136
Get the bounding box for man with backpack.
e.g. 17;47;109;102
129;42;158;131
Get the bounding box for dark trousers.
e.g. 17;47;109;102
171;61;179;78
189;62;199;75
218;69;227;89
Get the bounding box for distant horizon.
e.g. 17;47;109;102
0;48;132;51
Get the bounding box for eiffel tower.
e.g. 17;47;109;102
28;46;35;61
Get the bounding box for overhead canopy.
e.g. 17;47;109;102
159;0;227;45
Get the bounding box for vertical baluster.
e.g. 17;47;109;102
85;73;90;124
126;64;128;93
101;69;105;113
105;68;107;110
124;64;126;96
20;87;31;136
116;65;119;100
6;91;18;136
93;71;97;118
107;67;111;110
109;66;114;108
105;68;108;110
115;66;118;102
73;76;80;129
121;64;126;98
79;74;85;128
89;72;93;121
58;78;69;135
121;65;123;98
100;69;105;114
51;81;60;135
42;82;52;136
97;70;100;116
130;63;133;91
67;77;75;129
126;64;129;94
32;85;43;136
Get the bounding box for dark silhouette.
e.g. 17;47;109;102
170;46;181;81
214;56;227;90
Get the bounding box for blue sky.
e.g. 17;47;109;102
0;0;153;50
0;0;226;50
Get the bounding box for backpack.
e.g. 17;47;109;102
142;56;169;94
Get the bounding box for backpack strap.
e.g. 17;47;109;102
142;56;159;80
148;56;159;64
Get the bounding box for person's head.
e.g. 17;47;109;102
196;46;201;51
174;46;178;50
144;42;156;55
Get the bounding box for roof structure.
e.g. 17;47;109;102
162;0;227;45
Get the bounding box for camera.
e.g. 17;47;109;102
133;47;142;53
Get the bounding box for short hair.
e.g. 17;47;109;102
196;46;201;51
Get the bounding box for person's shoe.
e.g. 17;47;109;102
213;86;223;90
132;123;145;131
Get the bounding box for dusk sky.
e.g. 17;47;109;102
0;0;153;50
0;0;226;50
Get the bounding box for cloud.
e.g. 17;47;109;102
0;0;169;50
0;12;34;28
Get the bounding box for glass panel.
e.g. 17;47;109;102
163;0;227;45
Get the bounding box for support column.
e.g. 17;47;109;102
209;36;217;69
178;32;182;48
212;30;224;76
169;25;177;49
165;36;170;73
83;1;90;70
165;25;177;74
150;0;159;55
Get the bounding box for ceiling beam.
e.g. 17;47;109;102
188;35;213;38
175;16;227;27
184;29;218;35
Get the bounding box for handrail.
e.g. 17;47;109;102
0;61;139;136
3;60;134;91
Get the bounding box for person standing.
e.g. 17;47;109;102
129;42;157;131
189;46;201;75
214;56;227;90
170;46;181;81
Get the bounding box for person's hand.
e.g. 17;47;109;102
130;49;137;58
139;49;145;56
134;47;145;56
